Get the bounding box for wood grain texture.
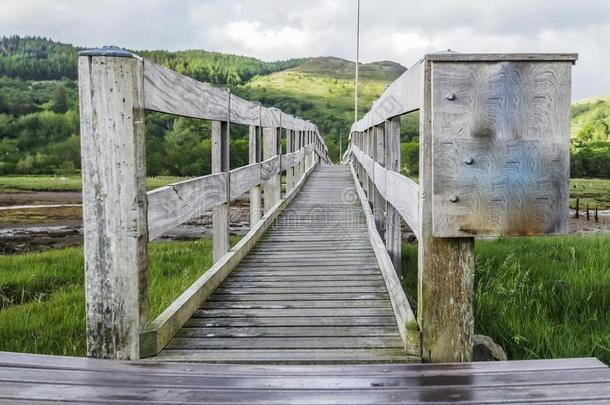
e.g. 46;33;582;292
1;351;608;403
78;55;148;360
212;120;230;262
384;116;402;277
426;52;578;62
418;60;474;363
147;173;227;241
230;163;260;201
249;125;262;226
352;144;420;238
143;60;231;122
262;127;281;212
351;60;422;133
431;61;572;237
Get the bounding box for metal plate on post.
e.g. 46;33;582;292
431;61;572;237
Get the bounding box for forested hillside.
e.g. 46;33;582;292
0;36;608;178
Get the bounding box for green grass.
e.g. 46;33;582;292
570;178;610;209
0;175;188;192
402;234;610;364
0;237;239;356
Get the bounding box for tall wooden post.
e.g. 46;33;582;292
373;124;386;236
249;124;262;226
385;116;401;278
417;60;474;362
286;129;294;191
263;126;281;212
212;118;230;261
78;48;148;360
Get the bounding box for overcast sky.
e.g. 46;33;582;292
1;0;609;99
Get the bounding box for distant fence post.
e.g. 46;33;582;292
78;48;148;360
286;129;294;191
263;126;281;212
373;124;386;235
212;111;230;261
384;116;401;278
249;124;262;225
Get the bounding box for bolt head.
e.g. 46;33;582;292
449;195;459;203
446;93;456;101
464;157;473;165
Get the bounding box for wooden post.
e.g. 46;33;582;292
286;129;294;191
373;124;386;236
212;118;230;261
417;60;474;363
263;127;281;212
367;128;375;207
575;198;579;218
385;116;401;278
78;48;148;360
249;125;262;226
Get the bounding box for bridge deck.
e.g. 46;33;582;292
156;165;414;363
1;352;609;403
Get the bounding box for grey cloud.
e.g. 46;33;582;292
0;0;608;98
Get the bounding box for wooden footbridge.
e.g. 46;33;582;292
3;47;610;403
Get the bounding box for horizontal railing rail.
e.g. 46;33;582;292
346;51;577;362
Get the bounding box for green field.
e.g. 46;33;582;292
402;234;610;364
570;178;610;209
0;238;239;356
0;175;188;192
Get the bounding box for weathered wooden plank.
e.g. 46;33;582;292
249;125;262;226
425;52;579;62
384;116;402;276
212;120;230;262
147;173;227;241
431;61;572;237
194;308;394;318
154;349;414;364
166;336;403;350
143;59;231;122
183;316;397;328
177;326;400;338
215;286;389;294
260;155;281;180
351;60;422;133
78;53;148;360
202;299;390;309
207;292;387;301
230;163;260;201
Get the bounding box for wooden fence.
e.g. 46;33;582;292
78;47;329;360
346;52;577;362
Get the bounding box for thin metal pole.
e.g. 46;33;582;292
355;0;360;122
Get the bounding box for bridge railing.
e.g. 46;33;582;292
78;47;329;359
346;52;577;362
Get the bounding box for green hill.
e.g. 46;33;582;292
570;96;610;178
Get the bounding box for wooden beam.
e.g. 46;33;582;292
417;60;474;363
286;129;294;191
373;125;386;236
384;116;401;279
262;127;280;212
78;51;148;360
249;125;262;226
212;120;230;262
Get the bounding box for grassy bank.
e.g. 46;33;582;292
0;238;239;356
402;234;610;364
0;175;187;192
570;178;610;209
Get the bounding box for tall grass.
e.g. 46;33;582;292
402;235;610;364
0;175;187;192
0;238;238;356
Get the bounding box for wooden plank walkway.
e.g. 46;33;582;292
156;165;414;363
1;352;609;403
